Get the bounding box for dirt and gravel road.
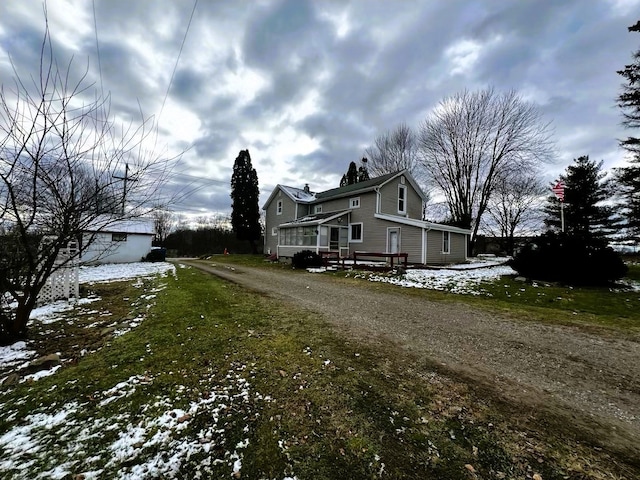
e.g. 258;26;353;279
179;260;640;455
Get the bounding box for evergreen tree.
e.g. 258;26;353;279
340;161;359;186
615;154;640;241
340;159;369;187
615;20;640;241
617;20;640;154
230;149;261;253
358;157;370;182
544;156;618;240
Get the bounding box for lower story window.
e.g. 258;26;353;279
350;223;363;242
442;231;450;254
278;226;317;246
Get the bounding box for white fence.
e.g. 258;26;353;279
37;240;80;305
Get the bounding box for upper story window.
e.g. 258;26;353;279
349;197;360;208
442;231;450;254
112;233;127;242
276;200;283;215
314;204;323;214
398;185;407;214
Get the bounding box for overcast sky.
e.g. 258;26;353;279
1;0;638;218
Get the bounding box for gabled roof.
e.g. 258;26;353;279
280;185;316;202
262;184;316;210
263;170;428;209
315;171;398;200
316;170;428;202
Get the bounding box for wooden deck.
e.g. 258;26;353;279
320;251;408;270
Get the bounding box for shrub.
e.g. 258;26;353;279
510;232;627;285
292;250;323;269
144;247;166;262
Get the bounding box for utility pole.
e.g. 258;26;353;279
113;163;138;215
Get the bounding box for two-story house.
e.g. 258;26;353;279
263;170;469;265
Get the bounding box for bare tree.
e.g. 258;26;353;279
153;209;175;243
364;123;420;178
482;171;546;255
418;88;553;253
0;20;171;343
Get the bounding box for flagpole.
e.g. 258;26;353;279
552;180;566;233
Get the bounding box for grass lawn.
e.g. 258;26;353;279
0;263;637;478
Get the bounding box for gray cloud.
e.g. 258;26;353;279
0;0;638;216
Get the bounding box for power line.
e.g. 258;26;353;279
159;0;198;120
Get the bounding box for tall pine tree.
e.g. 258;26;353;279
230;149;261;253
615;20;640;241
340;158;370;186
544;156;618;240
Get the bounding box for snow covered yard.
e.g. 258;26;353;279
0;263;300;479
335;256;518;295
0;363;272;479
0;262;176;384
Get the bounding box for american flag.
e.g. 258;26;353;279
552;181;565;202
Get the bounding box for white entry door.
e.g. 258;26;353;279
388;229;399;253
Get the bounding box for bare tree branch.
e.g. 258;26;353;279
417;87;554;253
481;170;546;255
364;122;421;179
0;18;176;343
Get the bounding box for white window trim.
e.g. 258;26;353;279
271;227;278;236
442;231;451;254
349;222;363;243
349;197;360;208
314;204;323;214
398;184;407;215
276;199;283;215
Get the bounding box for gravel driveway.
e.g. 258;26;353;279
179;260;640;454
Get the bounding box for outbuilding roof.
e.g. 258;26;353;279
83;216;155;235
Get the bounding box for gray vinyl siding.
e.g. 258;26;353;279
313;191;374;214
378;177;423;219
347;192;376;223
264;188;299;255
425;230;467;264
351;216;423;263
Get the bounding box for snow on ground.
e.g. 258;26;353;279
314;257;518;296
0;341;35;369
1;262;176;383
364;264;518;295
79;262;175;284
0;363;291;479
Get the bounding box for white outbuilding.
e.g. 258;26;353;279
81;217;155;265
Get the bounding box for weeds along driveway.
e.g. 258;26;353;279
179;260;640;454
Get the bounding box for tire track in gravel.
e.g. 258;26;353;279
178;260;640;455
